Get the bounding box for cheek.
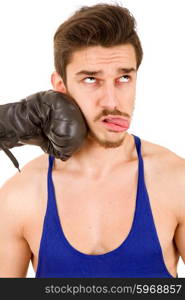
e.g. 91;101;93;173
68;92;95;116
71;96;93;121
81;106;94;121
124;85;136;101
78;103;96;124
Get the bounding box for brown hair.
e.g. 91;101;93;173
53;2;143;87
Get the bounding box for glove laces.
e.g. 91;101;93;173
0;141;21;172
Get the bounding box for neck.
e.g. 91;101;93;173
55;132;136;179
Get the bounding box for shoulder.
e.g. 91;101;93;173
141;137;185;172
0;153;49;196
0;153;49;233
141;137;185;221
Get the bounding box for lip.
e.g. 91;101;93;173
101;121;128;132
100;116;130;127
100;115;129;122
100;117;129;132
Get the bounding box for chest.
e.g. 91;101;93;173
27;160;177;264
53;170;138;253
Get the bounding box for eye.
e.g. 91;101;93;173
118;75;130;83
83;77;96;84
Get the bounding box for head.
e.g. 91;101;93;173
51;2;143;149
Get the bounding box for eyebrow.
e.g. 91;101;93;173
75;67;136;77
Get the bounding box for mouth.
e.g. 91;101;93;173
101;117;129;132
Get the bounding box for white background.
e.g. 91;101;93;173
0;0;184;278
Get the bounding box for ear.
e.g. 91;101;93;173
51;71;67;93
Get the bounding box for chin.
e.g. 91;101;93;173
88;128;127;149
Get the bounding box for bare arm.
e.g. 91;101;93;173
0;175;32;277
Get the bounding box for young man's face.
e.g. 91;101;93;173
53;44;137;149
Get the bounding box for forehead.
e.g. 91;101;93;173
67;44;137;73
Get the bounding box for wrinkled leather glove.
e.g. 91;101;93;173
0;90;88;172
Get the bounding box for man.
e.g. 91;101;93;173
0;3;184;278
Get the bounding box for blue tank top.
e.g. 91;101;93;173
35;134;177;278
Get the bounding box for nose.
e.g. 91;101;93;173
99;81;119;109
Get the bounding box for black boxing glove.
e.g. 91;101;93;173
0;90;88;172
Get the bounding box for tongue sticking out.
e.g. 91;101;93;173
104;118;129;128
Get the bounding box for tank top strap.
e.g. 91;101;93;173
131;134;156;228
131;134;142;163
131;134;145;193
48;154;55;171
47;155;58;214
